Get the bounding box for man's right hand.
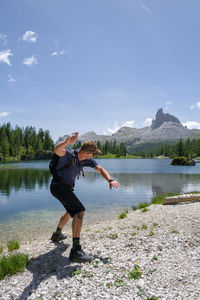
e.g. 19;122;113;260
66;132;79;145
54;132;79;157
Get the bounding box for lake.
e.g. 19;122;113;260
1;158;200;243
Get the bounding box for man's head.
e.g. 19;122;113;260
79;141;101;159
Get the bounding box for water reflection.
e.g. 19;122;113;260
0;169;51;195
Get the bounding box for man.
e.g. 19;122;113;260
50;132;120;263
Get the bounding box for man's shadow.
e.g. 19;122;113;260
19;242;79;300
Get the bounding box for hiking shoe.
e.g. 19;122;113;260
51;232;67;242
69;245;94;263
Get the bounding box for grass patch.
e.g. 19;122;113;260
69;267;92;278
114;277;125;288
0;246;3;254
132;205;137;211
128;264;142;280
0;253;28;280
132;202;151;211
131;232;137;236
171;229;180;234
152;255;158;261
149;230;154;236
141;208;150;213
141;224;148;230
137;289;145;296
118;210;128;219
152;222;158;227
138;202;150;209
7;240;20;252
70;267;82;277
108;233;118;239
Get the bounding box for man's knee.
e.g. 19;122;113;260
76;210;85;220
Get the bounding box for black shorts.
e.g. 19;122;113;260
50;181;85;217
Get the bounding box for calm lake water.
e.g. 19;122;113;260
1;159;200;243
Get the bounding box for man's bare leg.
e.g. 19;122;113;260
58;212;71;229
51;212;71;242
72;211;85;238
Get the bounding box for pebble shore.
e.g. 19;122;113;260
0;202;200;300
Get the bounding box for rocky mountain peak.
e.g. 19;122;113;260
151;108;181;130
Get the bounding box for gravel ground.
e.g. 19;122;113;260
0;202;200;300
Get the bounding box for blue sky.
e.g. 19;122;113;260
1;0;200;141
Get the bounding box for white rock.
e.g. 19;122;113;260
136;279;145;289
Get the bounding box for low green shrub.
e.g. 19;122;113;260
141;224;148;230
7;240;20;252
128;264;142;280
118;211;127;219
171;229;179;234
0;253;28;280
132;205;137;210
138;202;150;209
141;208;150;213
152;255;158;261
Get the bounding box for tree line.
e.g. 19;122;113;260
0;123;54;160
135;138;200;158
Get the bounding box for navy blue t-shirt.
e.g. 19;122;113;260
55;149;98;185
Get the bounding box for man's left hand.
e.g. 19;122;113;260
109;180;120;190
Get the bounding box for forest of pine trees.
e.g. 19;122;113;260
135;138;200;158
0;123;54;161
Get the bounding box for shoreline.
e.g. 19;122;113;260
0;202;200;300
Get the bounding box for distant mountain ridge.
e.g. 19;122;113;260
57;109;200;152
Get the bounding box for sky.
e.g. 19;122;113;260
1;0;200;141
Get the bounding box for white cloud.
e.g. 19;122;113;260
0;33;7;45
104;121;120;135
104;120;135;135
23;55;37;66
8;74;16;84
51;51;58;56
138;0;153;16
166;100;173;106
165;100;173;110
190;102;200;110
22;31;37;43
51;50;67;56
122;120;135;127
0;49;12;66
183;121;200;130
0;112;9;118
144;118;152;126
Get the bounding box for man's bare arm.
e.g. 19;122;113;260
54;132;79;157
95;165;120;190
